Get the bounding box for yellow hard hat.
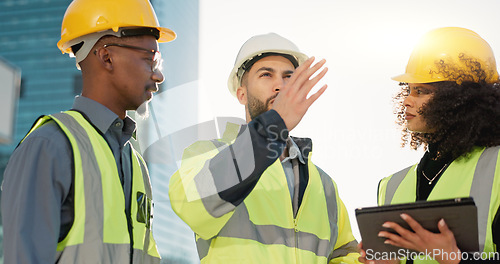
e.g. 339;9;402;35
57;0;176;55
227;33;309;97
392;27;499;84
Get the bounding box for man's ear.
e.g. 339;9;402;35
236;86;247;105
94;47;113;71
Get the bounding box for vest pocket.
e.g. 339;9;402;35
136;191;152;228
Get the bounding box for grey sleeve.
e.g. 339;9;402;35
1;121;73;264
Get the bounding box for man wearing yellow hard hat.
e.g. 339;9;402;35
1;0;175;263
169;33;361;263
358;27;500;264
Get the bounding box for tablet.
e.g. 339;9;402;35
356;197;478;254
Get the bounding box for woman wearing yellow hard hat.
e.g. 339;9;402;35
359;27;500;264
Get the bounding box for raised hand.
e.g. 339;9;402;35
272;57;328;131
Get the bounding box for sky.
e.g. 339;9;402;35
194;0;500;240
141;0;500;241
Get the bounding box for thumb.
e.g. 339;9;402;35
438;219;454;238
357;241;365;256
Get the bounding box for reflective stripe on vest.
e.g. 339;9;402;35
195;154;339;261
131;150;161;262
470;146;500;253
384;166;414;205
192;131;254;218
24;111;160;263
381;146;500;256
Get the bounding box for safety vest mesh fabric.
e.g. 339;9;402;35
24;111;160;263
170;123;355;263
378;146;500;264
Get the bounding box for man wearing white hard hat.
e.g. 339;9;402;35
1;0;175;263
169;33;361;263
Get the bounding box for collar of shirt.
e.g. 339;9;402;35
281;137;306;165
72;95;136;141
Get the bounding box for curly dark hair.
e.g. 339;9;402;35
393;60;500;160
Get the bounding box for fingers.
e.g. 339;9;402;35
358;240;401;264
378;230;410;249
379;214;459;257
290;58;328;108
380;214;424;240
287;56;316;84
298;66;328;99
437;219;449;232
378;230;412;249
271;56;328;131
301;58;327;85
379;220;418;249
305;84;328;107
296;59;327;92
357;241;364;250
437;219;455;240
357;242;368;263
381;220;414;239
357;241;366;257
400;213;425;233
286;57;327;95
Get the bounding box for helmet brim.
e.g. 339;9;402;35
227;50;308;97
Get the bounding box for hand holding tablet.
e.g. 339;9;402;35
356;197;479;255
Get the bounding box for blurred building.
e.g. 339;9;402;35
143;1;200;263
0;0;77;182
0;0;200;263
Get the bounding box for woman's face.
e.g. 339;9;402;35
403;83;435;133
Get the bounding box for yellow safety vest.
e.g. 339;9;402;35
378;146;500;264
170;123;360;264
24;111;160;263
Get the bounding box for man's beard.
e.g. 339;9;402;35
247;93;278;120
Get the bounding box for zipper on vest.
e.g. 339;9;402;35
293;200;305;264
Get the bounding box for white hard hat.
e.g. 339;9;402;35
227;33;309;97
